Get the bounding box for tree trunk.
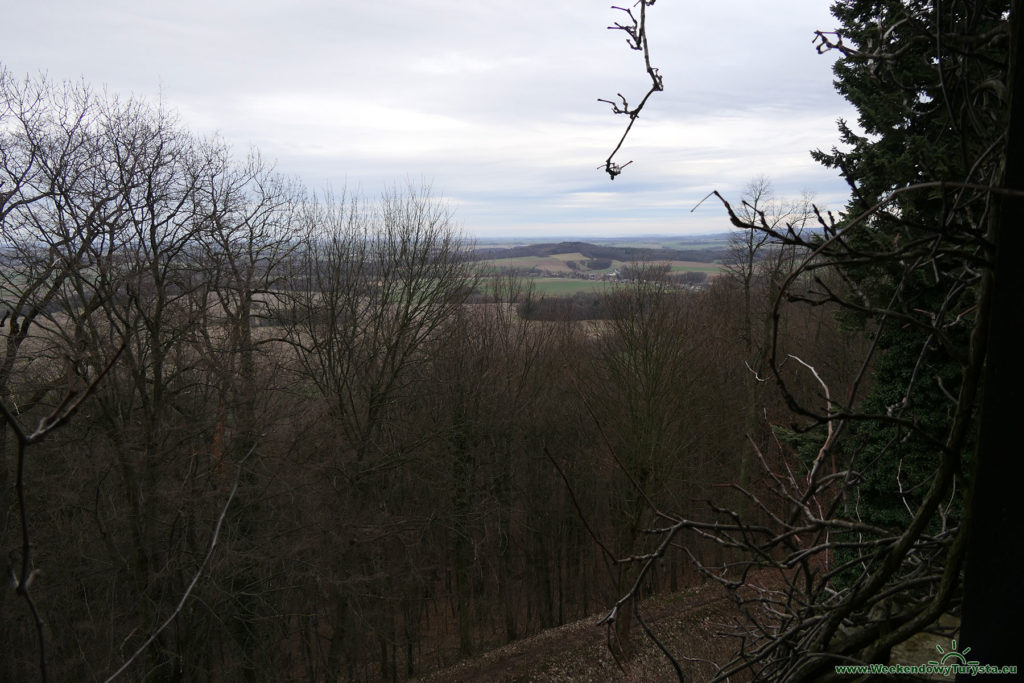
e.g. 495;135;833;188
959;0;1024;673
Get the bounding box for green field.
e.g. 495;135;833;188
668;262;722;274
527;278;620;296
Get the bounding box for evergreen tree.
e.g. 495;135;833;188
812;0;1009;540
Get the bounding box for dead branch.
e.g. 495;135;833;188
600;1;663;179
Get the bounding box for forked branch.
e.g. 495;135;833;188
599;1;663;179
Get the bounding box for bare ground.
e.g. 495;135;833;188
412;579;964;683
413;581;741;683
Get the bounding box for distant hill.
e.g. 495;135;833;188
469;239;728;264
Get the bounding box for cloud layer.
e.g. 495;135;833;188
6;1;855;237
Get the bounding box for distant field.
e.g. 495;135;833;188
527;278;620;296
596;240;725;251
580;235;731;251
668;262;722;274
470;236;728;298
480;253;589;274
478;257;723;278
472;234;732;252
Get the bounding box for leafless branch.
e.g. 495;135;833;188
1;344;124;683
621;170;998;678
103;443;257;682
600;1;663;179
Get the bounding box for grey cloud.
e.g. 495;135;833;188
5;0;853;237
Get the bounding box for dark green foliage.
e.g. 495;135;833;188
851;329;971;529
813;0;1008;532
814;1;1009;198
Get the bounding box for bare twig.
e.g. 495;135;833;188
600;1;663;179
103;443;258;682
1;344;125;683
614;171;995;678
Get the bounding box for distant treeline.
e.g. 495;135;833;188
517;292;612;321
469;240;728;263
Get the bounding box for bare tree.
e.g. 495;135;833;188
579;271;709;660
282;184;478;677
0;70;121;681
715;178;817;514
193;146;301;444
285;185;475;464
1;70;277;679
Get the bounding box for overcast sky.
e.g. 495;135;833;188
5;1;855;239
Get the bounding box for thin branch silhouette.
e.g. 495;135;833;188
599;1;663;179
1;344;124;683
103;442;258;682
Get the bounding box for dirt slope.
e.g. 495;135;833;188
413;583;736;683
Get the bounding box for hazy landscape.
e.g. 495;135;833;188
3;1;1023;682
